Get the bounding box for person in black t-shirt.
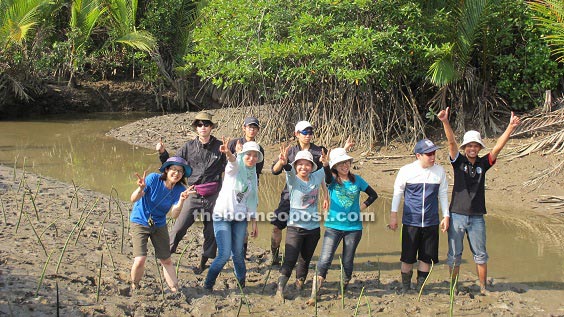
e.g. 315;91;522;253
438;107;520;295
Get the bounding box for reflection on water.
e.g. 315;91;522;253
0;114;562;284
255;174;564;285
0;113;159;200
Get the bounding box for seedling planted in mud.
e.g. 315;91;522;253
449;265;459;317
339;256;345;309
417;259;434;301
74;198;99;246
353;286;365;316
36;249;56;297
96;254;103;302
175;236;196;277
1;196;7;226
233;271;251;315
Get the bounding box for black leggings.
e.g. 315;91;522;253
280;226;320;281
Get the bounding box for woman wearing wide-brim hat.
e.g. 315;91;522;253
129;156;195;293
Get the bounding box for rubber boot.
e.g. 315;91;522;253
416;270;429;293
243;243;249;260
194;256;208;275
276;275;289;301
271;247;280;266
401;271;413;294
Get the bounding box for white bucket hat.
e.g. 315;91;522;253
460;130;486;150
291;150;317;170
240;141;263;163
329;148;353;169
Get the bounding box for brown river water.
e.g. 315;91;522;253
1;113;562;286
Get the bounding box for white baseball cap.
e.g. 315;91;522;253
295;121;313;132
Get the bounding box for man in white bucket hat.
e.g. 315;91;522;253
438;107;521;296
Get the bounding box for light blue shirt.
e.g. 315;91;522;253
325;175;369;231
286;167;326;230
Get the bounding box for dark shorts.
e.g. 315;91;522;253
270;191;290;230
400;224;439;265
130;223;171;259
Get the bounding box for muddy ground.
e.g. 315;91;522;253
1;106;563;316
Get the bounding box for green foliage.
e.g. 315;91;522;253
490;1;563;110
183;0;433;91
528;0;564;63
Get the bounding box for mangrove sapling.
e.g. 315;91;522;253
175;236;197;276
96;254;103;303
233;271;251;315
261;262;273;294
377;257;381;288
353;286;365;316
236;298;243;317
13;155;18;181
103;232;116;270
14;191;26;234
39;221;59;240
33;179;41;202
417;260;434;301
339;256;345;309
36;249;56;297
55;220;82;274
1;196;7;225
23;210;48;256
449;265;459;317
366;296;372;316
28;190;40;221
67;181;80;218
73;198;99;246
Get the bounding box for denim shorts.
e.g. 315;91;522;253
447;213;488;266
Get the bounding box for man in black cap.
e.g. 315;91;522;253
227;116;265;259
156;111;226;274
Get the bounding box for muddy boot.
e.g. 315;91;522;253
193;256;209;275
306;276;324;306
270;247;280;266
243;243;249;260
276;275;289;301
401;271;413;294
416;270;429;293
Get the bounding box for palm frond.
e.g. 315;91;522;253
0;0;50;48
528;0;564;62
115;30;157;54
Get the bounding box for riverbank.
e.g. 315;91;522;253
1;108;564;316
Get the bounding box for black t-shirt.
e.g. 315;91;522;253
449;152;495;215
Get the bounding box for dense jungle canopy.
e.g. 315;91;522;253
1;0;563;146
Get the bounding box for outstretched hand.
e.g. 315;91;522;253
235;139;243;153
437;107;450;122
278;143;291;164
219;136;232;154
320;148;330;167
344;137;355;152
155;137;166;154
509;111;521;128
180;185;196;200
134;170;147;189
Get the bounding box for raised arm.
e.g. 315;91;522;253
170;186;196;219
437;107;459;160
272;143;291;174
490;112;521;161
130;171;147;202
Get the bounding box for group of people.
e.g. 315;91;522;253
127;107;521;302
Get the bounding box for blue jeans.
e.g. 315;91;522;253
204;218;248;289
316;227;362;281
447;213;488;266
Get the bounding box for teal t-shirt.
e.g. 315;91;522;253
324;175;369;231
286;167;326;230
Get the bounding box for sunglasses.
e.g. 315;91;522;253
196;121;212;128
299;130;314;136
